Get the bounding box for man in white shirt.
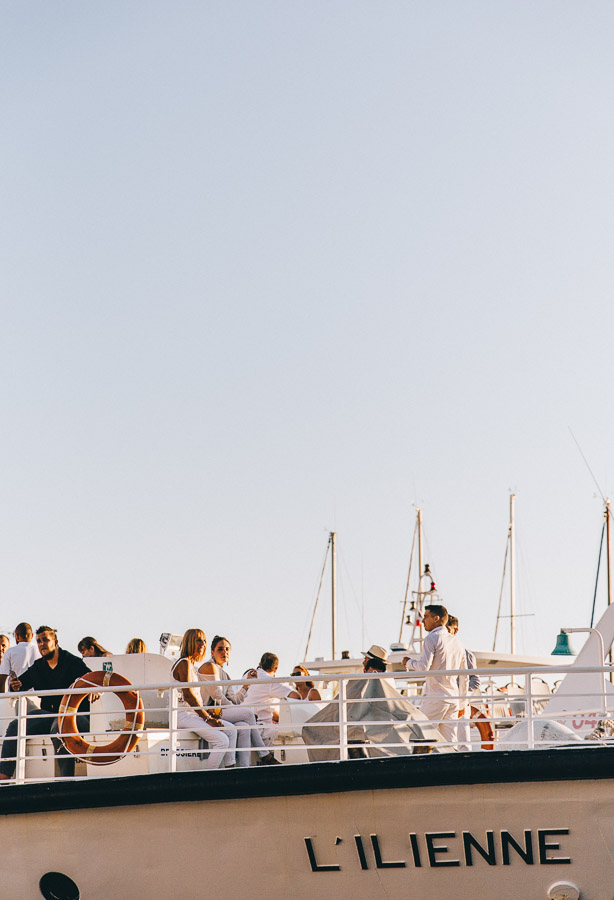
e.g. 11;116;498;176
403;604;466;745
0;623;40;692
244;652;293;745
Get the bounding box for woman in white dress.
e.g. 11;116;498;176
198;635;279;766
171;629;238;770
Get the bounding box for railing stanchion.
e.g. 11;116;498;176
338;678;348;761
168;687;178;773
15;695;27;785
525;674;534;749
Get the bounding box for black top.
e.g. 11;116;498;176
18;648;91;714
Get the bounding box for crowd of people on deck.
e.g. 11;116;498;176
0;603;481;781
0;623;325;780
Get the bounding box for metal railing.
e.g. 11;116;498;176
1;663;613;785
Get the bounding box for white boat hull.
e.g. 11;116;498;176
2;749;613;899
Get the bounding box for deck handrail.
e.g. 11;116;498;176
1;662;613;785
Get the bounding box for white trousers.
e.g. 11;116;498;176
420;697;459;746
217;705;269;766
177;710;237;769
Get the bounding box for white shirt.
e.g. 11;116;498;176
243;667;292;726
197;659;248;707
405;626;467;700
0;640;40;680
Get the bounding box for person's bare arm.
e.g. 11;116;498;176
197;660;224;703
173;659;222;727
0;674;6;692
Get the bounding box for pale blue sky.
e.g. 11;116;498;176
2;2;614;673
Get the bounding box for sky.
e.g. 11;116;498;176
2;2;614;676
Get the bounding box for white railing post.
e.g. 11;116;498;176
338;678;348;761
525;674;534;749
168;686;178;773
15;695;27;785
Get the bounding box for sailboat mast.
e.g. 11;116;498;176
606;501;611;669
510;493;516;655
417;508;423;583
331;531;337;659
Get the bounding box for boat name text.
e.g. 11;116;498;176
304;829;571;871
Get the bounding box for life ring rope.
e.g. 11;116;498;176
59;670;145;765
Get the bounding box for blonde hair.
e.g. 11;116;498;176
180;628;206;660
126;638;147;654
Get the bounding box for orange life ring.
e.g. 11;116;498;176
470;706;495;750
59;670;144;765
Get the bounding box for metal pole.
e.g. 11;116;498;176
606;500;612;674
417;509;424;652
417;508;423;586
168;687;178;773
15;695;27;785
525;673;534;750
338;677;348;761
331;531;337;660
510;493;516;655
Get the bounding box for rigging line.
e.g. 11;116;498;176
492;535;509;652
515;532;536;654
337;550;363;653
303;537;331;660
338;548;362;614
591;520;606;628
569;426;607;503
399;518;418;642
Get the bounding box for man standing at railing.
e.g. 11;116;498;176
0;623;40;694
0;626;91;781
402;604;467;745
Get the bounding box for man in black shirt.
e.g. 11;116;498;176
0;626;91;780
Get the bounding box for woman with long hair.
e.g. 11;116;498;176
78;636;112;658
125;638;147;654
171;629;237;770
198;635;279;766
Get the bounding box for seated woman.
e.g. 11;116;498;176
198;636;279;766
78;636;112;658
171;629;238;770
290;665;322;701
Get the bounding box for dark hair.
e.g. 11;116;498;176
447;615;458;630
36;626;57;636
211;635;231;653
364;656;387;672
259;652;279;673
15;622;32;640
425;604;448;624
292;664;315;689
77;636;110;657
